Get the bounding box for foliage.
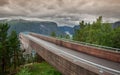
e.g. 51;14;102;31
73;16;120;48
50;32;56;37
8;31;24;69
24;54;36;64
16;67;31;75
111;27;120;48
30;62;61;75
0;23;10;75
65;34;70;39
0;23;24;75
16;62;61;75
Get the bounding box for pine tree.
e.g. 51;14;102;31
0;23;10;75
8;31;24;69
73;16;113;47
0;23;24;75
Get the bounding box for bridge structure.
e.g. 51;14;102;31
19;32;120;75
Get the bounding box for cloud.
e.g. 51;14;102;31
0;0;120;25
0;0;9;6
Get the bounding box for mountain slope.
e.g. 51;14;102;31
112;21;120;28
0;19;65;36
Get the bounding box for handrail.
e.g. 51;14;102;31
57;37;120;53
23;32;120;52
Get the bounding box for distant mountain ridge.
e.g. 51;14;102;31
112;21;120;28
0;18;120;36
0;19;65;36
58;21;120;35
58;26;74;34
58;25;80;36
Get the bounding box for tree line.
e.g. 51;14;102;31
73;16;120;48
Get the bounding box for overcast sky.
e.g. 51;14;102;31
0;0;120;26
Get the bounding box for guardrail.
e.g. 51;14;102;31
58;38;120;53
21;32;120;52
28;32;120;63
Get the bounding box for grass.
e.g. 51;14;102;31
16;62;62;75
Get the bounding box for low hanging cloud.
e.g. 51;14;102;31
0;0;120;25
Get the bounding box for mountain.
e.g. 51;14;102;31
58;26;74;34
58;25;80;34
0;18;80;36
57;21;120;36
1;18;119;37
112;21;120;28
0;19;65;36
73;25;80;30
